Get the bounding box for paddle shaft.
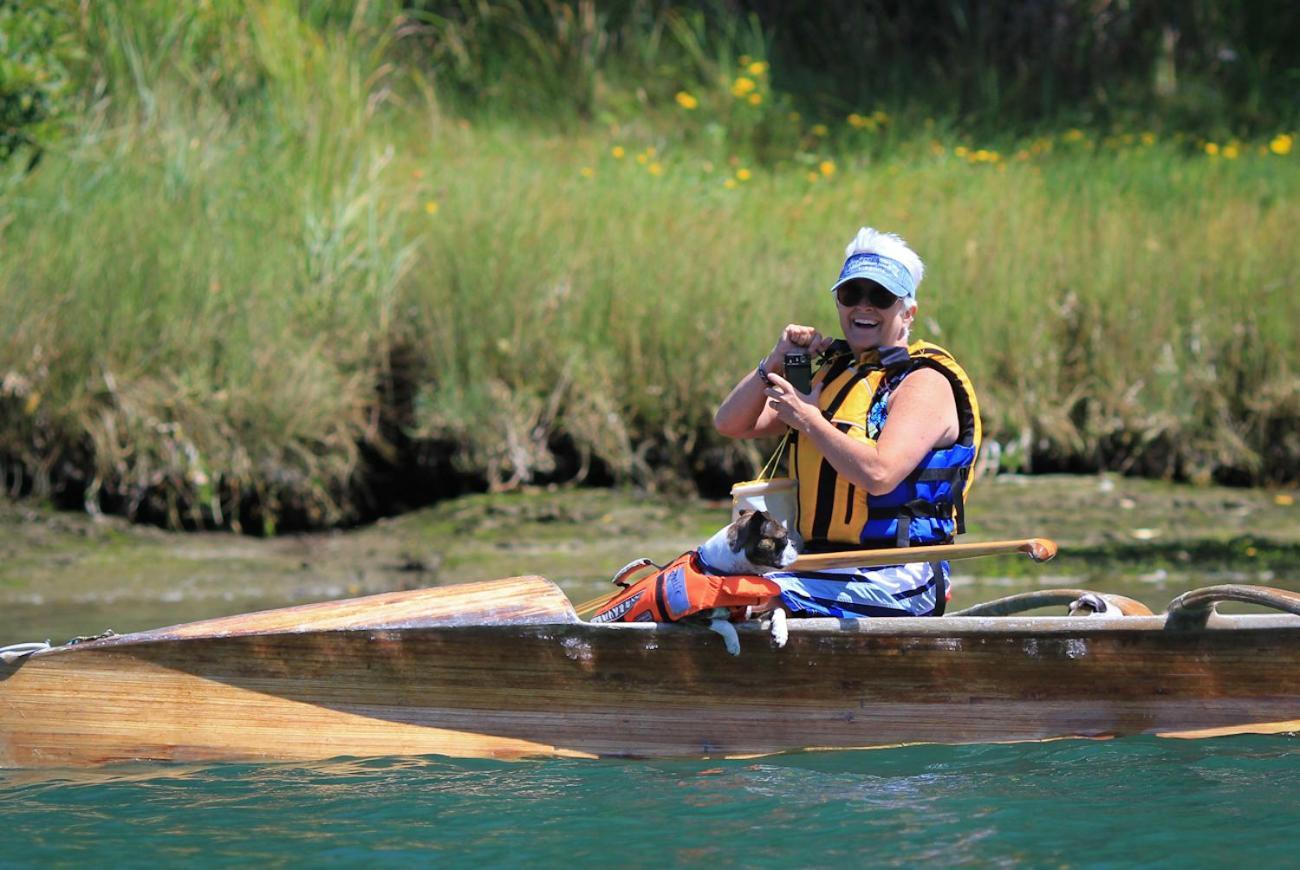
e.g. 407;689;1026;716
790;538;1057;571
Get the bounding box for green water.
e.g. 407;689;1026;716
3;738;1297;866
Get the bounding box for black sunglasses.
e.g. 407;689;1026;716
835;281;901;309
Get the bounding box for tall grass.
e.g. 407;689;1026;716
1;1;1297;530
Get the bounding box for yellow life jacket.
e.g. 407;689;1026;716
787;340;982;549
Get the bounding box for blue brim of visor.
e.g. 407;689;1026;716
829;253;915;298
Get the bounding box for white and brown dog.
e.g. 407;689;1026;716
694;510;799;654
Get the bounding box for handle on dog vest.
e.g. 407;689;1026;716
610;557;660;587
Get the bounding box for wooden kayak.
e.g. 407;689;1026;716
2;577;1298;767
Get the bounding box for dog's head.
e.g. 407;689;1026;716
724;509;800;572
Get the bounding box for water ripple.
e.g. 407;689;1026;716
2;736;1296;867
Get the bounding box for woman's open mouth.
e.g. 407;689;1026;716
851;317;880;329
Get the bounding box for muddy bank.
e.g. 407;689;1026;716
1;474;1297;642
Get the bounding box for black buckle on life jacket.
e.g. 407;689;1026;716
892;499;952;547
877;344;913;374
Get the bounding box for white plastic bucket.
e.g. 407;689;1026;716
730;477;798;530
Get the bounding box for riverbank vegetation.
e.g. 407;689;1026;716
1;1;1297;531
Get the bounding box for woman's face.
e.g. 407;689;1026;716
835;280;914;353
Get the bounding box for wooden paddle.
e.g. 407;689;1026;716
790;538;1057;571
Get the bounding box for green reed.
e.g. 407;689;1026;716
1;1;1297;530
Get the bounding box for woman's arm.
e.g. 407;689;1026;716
714;325;833;439
764;366;958;494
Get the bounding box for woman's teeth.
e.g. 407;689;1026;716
852;318;879;328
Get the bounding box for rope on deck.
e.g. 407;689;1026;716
1;642;51;664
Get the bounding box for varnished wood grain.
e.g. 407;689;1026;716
140;575;577;639
2;579;1298;767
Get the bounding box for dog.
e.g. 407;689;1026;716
693;510;798;654
1067;592;1154;617
593;509;799;654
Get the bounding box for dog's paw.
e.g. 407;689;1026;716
1068;592;1111;616
708;617;741;656
769;608;788;649
1068;592;1153;617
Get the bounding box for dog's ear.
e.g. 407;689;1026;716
727;510;761;551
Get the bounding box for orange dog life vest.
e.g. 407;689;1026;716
589;552;782;624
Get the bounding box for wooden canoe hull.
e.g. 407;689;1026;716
2;578;1298;767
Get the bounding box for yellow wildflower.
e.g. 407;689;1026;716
646;146;658;157
748;61;768;76
675;91;699;110
872;110;890;124
1222;143;1240;160
648;162;664;176
954;145;969;158
1246;546;1258;557
847;113;866;128
788;111;801;122
1140;132;1156;146
738;54;752;66
1204;142;1220;156
1063;128;1085;142
24;392;40;414
731;76;756;97
736;168;752;181
1270;133;1294;155
819;159;836;177
811;123;829;137
1275;493;1295;506
930;142;945;156
424;201;439;215
636;153;648;165
806;171;820;183
723;178;738;189
579;166;595;178
747;92;763;106
611;145;625;159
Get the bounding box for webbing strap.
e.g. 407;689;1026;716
930;565;948;616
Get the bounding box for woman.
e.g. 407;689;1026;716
713;228;981;616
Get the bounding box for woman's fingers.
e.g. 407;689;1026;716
780;324;821;348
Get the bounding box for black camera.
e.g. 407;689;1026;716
783;351;812;394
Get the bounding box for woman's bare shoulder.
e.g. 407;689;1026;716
895;365;957;404
888;365;958;445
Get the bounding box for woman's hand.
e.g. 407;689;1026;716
765;324;834;371
764;372;824;433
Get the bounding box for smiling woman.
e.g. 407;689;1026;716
713;227;981;618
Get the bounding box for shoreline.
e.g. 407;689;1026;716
2;473;1297;643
